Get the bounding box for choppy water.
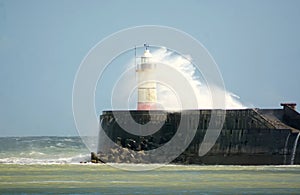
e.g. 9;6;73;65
1;137;300;194
0;136;90;164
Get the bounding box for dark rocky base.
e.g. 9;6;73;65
91;147;151;164
91;147;299;165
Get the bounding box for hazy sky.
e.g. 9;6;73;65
1;0;300;136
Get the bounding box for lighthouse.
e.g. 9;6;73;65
136;45;157;110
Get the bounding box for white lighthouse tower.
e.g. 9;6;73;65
136;45;157;110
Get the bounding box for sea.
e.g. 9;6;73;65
0;136;300;194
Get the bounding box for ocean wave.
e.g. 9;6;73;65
19;151;46;156
0;154;91;165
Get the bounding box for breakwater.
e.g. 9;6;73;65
94;104;300;165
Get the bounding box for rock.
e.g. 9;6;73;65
100;155;108;162
91;152;98;161
122;148;130;156
110;148;118;155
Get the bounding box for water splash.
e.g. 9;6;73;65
283;133;290;165
123;47;245;110
290;132;300;165
152;48;245;110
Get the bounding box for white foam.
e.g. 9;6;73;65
0;154;91;165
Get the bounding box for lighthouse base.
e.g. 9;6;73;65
137;103;157;110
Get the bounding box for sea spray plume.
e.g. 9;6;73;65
112;47;245;110
149;47;245;110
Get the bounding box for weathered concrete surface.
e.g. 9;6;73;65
94;105;300;165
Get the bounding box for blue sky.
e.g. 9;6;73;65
0;0;299;136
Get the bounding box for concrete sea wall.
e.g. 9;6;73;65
93;109;300;165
